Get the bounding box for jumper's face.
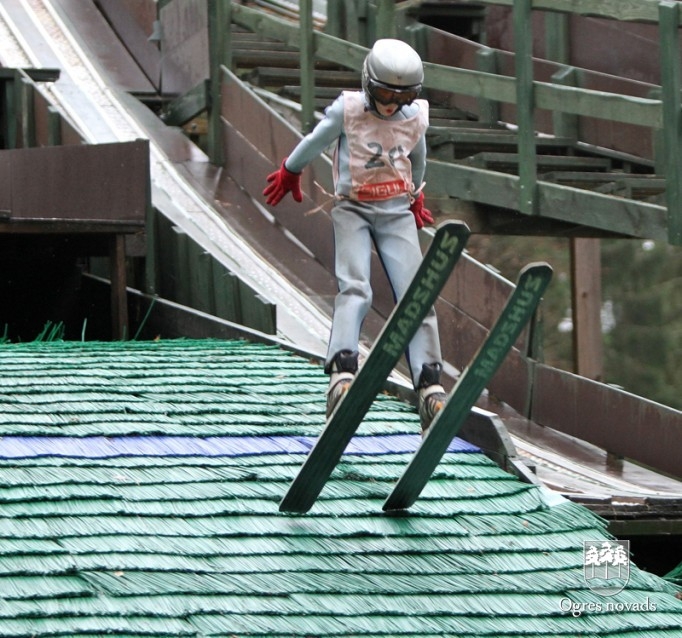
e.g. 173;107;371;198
375;102;399;117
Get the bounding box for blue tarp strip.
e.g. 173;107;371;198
0;434;479;459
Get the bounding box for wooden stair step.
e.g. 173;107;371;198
233;50;341;70
542;171;665;198
460;152;612;173
243;67;359;89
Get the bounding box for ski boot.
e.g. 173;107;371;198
325;350;359;418
418;362;447;436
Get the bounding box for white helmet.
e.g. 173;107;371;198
362;39;424;108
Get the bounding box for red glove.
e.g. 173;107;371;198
409;192;434;229
263;158;303;206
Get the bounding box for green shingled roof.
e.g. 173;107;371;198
0;338;681;637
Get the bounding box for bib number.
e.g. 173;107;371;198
364;142;406;169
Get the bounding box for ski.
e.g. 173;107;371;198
383;262;553;512
279;221;471;513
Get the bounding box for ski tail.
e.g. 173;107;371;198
279;221;471;513
382;262;553;511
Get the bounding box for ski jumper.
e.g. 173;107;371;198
284;91;442;386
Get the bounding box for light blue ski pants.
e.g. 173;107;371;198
325;198;442;386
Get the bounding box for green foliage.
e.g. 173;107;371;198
602;239;682;410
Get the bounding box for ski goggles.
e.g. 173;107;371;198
367;79;422;106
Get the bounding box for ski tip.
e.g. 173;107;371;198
435;219;471;239
516;261;553;295
436;219;470;230
519;261;553;278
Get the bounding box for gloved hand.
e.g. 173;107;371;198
409;192;434;229
263;158;303;206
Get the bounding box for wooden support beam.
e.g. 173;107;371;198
513;0;538;215
344;0;362;45
375;0;397;40
208;0;229;165
659;1;682;246
550;67;579;140
17;73;36;149
544;10;570;64
109;234;129;340
188;243;215;315
212;261;241;323
46;106;62;146
172;226;190;306
299;0;315;134
324;1;342;38
571;238;603;381
476;48;501;125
